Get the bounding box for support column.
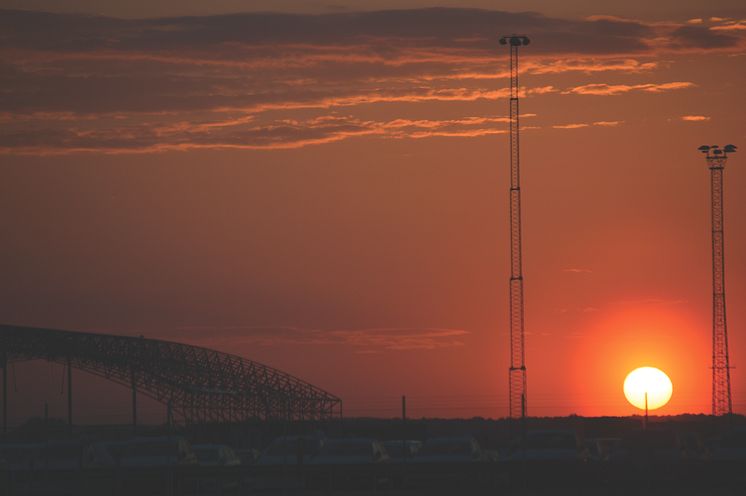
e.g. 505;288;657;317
131;370;138;430
401;396;407;457
67;358;73;427
2;353;7;435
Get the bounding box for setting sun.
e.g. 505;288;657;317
623;367;673;411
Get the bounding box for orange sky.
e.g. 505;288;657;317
0;2;745;423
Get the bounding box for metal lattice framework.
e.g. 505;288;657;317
0;325;341;425
698;144;737;416
500;35;530;419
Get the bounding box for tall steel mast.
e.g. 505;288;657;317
698;143;737;416
500;35;530;420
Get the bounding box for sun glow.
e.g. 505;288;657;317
623;367;673;410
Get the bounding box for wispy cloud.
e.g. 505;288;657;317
711;20;746;32
420;58;659;82
562;268;593;273
552;121;623;130
553;123;589;129
564;81;695;96
0;114;523;155
681;115;711;122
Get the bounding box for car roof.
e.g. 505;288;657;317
325;438;374;444
130;436;188;443
272;435;319;442
424;436;474;443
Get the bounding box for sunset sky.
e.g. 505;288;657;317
1;0;745;423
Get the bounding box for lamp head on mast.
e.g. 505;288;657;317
499;35;530;46
699;144;737;159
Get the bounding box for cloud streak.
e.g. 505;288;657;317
562;268;593;273
711;20;746;32
563;81;695;96
0;114;520;155
552;120;623;130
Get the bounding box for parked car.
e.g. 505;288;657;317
119;436;197;468
38;440;86;470
383;440;422;460
403;437;489;491
608;429;682;463
311;438;389;465
83;442;118;468
586;437;622;462
0;443;40;471
305;439;390;491
507;430;586;462
257;435;324;466
413;437;485;463
705;429;746;461
677;432;704;460
193;444;241;467
90;441;129;467
234;448;261;465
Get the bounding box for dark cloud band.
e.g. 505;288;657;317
0;8;741;153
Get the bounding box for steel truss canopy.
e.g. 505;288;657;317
0;325;341;425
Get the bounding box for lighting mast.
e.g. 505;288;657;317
698;143;737;416
500;35;530;420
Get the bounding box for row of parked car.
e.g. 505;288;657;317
0;435;495;471
585;428;746;463
257;435;490;466
1;428;744;471
259;428;746;465
0;438;242;471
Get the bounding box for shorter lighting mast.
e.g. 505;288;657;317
698;144;737;416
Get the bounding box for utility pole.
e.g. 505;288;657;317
131;369;138;430
401;395;407;457
698;144;737;416
2;353;7;435
167;400;173;431
500;35;530;420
